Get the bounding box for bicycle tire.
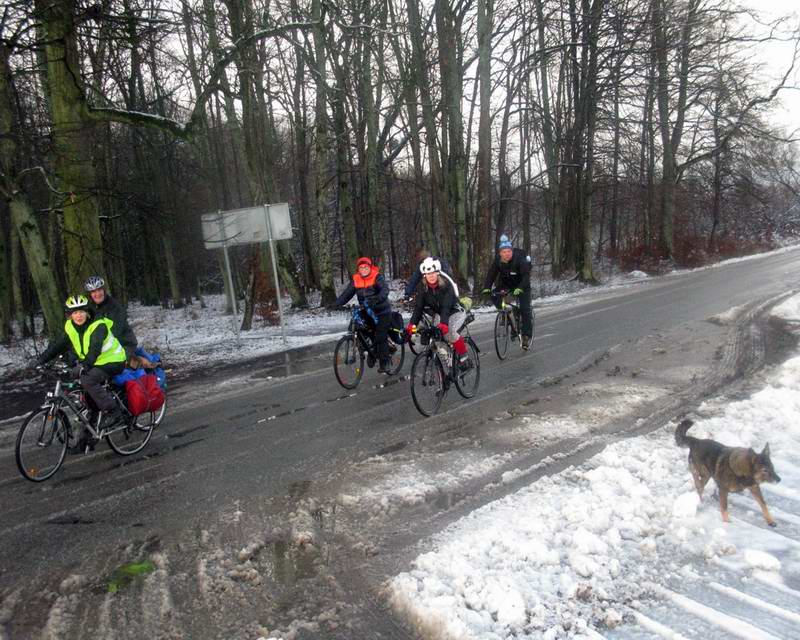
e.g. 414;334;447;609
136;396;167;429
106;416;154;456
388;341;405;375
333;334;364;389
494;312;510;360
454;337;481;399
408;334;422;356
410;351;446;416
15;408;69;482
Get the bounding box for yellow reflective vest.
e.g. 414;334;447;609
64;318;126;366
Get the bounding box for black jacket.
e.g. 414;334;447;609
404;257;454;297
410;278;460;326
92;294;137;352
483;248;531;291
38;320;111;368
334;266;391;316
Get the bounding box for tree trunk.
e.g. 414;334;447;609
476;0;493;291
311;0;336;305
35;0;104;290
0;40;63;338
0;213;11;343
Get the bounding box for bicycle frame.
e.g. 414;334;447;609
42;368;129;440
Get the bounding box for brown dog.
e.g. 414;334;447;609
675;419;781;527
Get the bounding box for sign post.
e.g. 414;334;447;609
216;211;240;345
201;203;293;348
263;204;287;346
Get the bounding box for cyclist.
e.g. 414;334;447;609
333;257;394;374
83;275;140;364
404;248;457;299
481;234;533;350
36;295;128;443
406;257;472;371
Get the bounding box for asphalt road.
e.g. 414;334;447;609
1;248;799;639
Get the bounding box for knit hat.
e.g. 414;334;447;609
498;234;513;250
356;257;373;268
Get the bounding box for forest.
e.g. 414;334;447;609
1;0;798;340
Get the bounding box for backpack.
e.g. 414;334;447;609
388;311;405;344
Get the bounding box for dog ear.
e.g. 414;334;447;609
762;443;771;456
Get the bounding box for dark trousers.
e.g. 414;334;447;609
81;361;125;412
491;288;533;338
369;313;392;364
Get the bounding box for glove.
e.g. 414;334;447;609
512;288;523;297
481;288;491;295
70;364;84;380
405;323;417;337
436;322;449;336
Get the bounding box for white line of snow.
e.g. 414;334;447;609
708;581;800;624
645;583;781;640
632;612;691;640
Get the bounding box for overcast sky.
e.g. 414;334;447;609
743;1;800;133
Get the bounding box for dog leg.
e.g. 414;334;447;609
690;464;705;499
749;486;777;528
719;488;731;523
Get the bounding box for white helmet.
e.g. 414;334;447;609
419;257;441;274
83;275;105;292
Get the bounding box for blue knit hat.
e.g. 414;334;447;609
498;234;513;250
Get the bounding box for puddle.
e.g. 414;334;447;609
249;347;329;380
288;480;311;498
261;539;319;586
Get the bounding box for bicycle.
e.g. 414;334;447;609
491;288;535;360
15;360;163;482
409;313;481;416
333;306;405;389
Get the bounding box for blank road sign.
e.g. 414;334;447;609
201;203;293;249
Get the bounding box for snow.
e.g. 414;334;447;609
388;296;800;639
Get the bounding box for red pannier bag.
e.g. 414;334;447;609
124;378;149;416
124;374;165;416
142;373;165;412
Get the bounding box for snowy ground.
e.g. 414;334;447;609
386;295;800;640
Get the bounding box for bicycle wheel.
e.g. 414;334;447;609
387;341;405;375
334;335;364;389
141;396;167;428
15;408;69;482
106;415;154;455
494;312;511;360
410;351;446;416
454;338;481;399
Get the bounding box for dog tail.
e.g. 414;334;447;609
675;419;694;447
